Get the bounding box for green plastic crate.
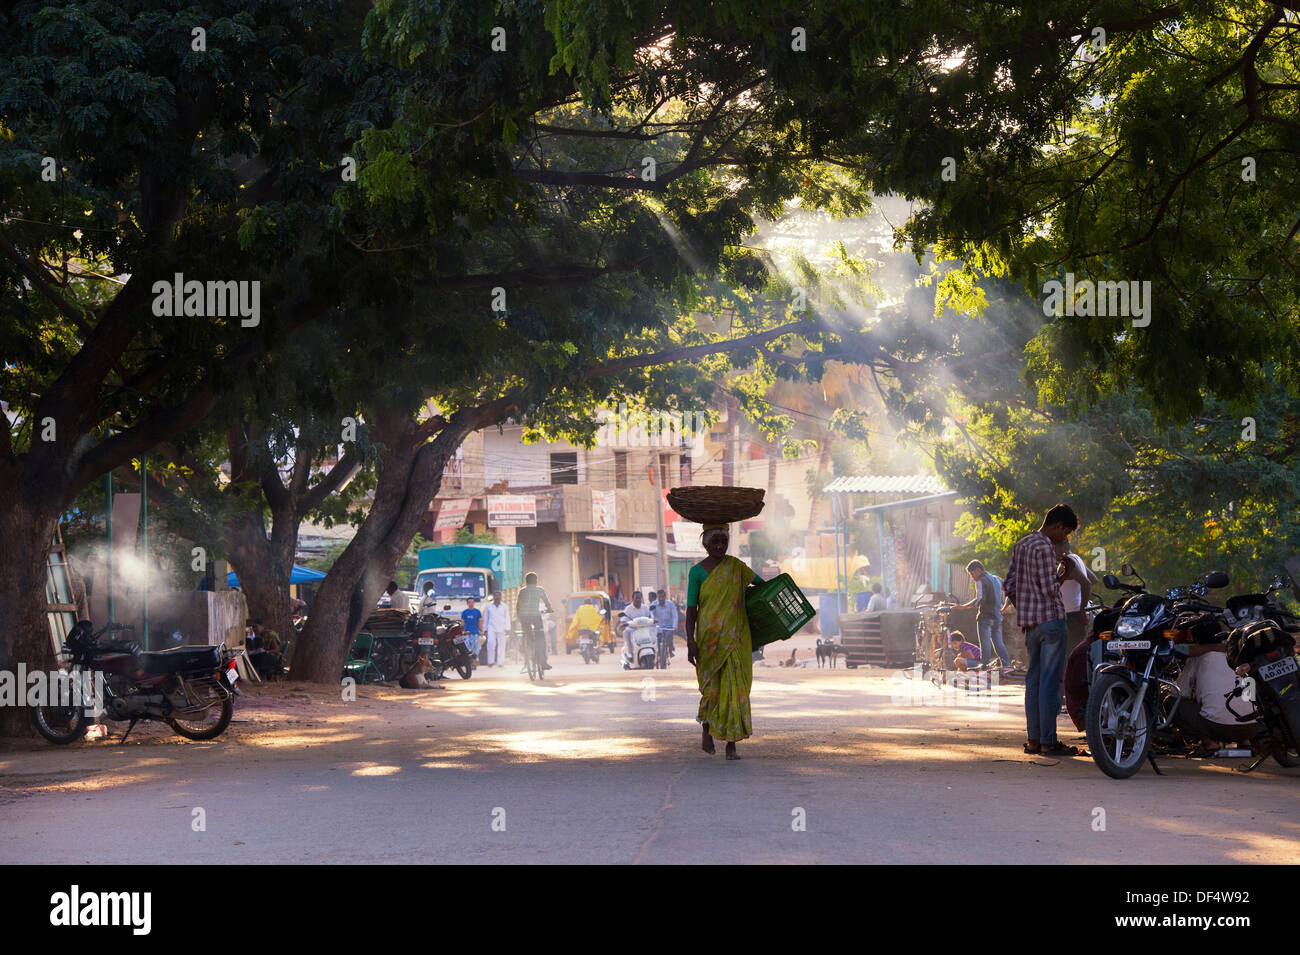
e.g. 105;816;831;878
746;574;816;649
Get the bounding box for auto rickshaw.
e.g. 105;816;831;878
562;591;614;654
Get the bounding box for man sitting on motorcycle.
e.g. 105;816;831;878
569;597;604;646
620;590;648;661
1172;639;1258;749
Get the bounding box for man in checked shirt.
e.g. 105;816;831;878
1005;504;1081;757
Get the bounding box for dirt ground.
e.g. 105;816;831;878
3;634;1298;864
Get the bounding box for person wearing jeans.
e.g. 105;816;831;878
1005;503;1080;757
1023;617;1069;746
959;560;1010;669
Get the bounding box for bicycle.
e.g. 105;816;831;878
520;623;546;681
909;604;956;681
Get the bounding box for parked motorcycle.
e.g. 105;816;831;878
621;615;658;670
1086;566;1300;777
30;620;236;744
407;613;474;680
1221;575;1300;770
1085;566;1230;777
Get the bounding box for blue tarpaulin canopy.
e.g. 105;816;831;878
226;565;327;587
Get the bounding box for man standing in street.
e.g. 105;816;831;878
517;572;553;671
483;591;511;668
460;597;482;664
652;588;679;668
1005;504;1081;757
958;560;1010;670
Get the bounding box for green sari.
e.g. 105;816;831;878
693;555;756;742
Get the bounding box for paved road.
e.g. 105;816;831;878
3;650;1298;864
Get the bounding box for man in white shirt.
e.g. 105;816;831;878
483;591;511;668
419;581;441;616
1055;540;1096;662
1174;643;1257;746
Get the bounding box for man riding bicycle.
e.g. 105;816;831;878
516;572;553;672
651;588;678;669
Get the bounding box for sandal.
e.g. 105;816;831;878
1023;741;1041;754
1040;742;1084;757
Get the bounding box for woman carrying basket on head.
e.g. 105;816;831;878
685;523;762;760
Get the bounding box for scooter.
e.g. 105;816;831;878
621;615;658;670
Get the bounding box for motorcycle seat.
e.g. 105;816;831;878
139;645;221;674
99;640;142;656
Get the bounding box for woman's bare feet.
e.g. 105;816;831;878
701;722;715;755
725;741;738;760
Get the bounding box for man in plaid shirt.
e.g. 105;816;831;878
1005;504;1079;756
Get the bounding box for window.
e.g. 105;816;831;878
659;453;672;489
550;452;578;485
614;451;628;489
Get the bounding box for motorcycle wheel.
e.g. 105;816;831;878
1086;672;1151;779
168;685;234;741
455;658;473;680
30;703;90;744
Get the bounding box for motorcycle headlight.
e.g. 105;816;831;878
1115;615;1150;638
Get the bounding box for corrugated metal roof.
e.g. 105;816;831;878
586;535;699;561
821;474;950;495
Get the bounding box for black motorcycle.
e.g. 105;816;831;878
30;620;236;744
372;613;474;681
577;629;601;664
1087;567;1300;778
1085;566;1230;778
1220;575;1300;770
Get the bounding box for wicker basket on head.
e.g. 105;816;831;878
666;485;765;525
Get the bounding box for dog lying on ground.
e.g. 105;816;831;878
399;655;437;689
816;639;848;668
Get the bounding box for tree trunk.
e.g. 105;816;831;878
292;413;462;682
225;506;297;653
0;468;61;738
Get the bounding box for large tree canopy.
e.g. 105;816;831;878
5;0;1300;710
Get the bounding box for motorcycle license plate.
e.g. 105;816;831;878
225;668;238;684
417;637;436;646
453;635;466;645
1109;640;1151;651
1260;656;1299;681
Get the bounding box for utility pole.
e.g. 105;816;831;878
140;456;149;650
650;462;669;593
724;394;740;556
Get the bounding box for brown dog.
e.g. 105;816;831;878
400;655;436;689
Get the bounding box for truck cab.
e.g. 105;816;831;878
413;567;495;617
414;543;525;622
